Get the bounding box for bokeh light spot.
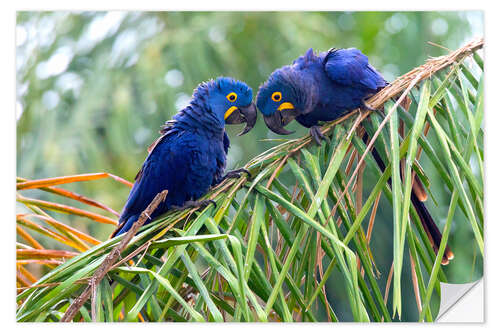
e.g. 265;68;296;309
165;69;184;88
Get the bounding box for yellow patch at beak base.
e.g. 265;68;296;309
224;106;238;120
277;102;295;111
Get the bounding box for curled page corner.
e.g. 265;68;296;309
436;278;483;322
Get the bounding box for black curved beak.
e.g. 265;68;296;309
263;109;300;135
225;103;258;136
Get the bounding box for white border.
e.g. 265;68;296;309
3;1;497;331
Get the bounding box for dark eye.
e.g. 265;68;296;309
271;91;282;102
226;92;237;102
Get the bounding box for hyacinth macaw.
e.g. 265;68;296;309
254;47;453;264
255;47;387;144
111;77;257;237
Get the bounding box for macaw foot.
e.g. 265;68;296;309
363;100;386;119
172;199;216;211
362;100;378;112
310;125;326;145
221;168;252;182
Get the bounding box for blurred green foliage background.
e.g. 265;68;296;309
16;11;483;321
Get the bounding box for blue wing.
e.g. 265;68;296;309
212;131;230;186
223;131;230;155
323;48;387;92
113;130;190;236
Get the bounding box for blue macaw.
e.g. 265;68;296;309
254;47;453;264
112;77;257;237
256;47;387;143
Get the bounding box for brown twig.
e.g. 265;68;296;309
409;253;423;314
60;190;168;322
266;154;291;189
384;263;394;305
366;192;382;244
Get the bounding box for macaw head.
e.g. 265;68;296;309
256;66;317;135
203;77;257;136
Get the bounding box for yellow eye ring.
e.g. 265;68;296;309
226;92;238;102
271;91;282;102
